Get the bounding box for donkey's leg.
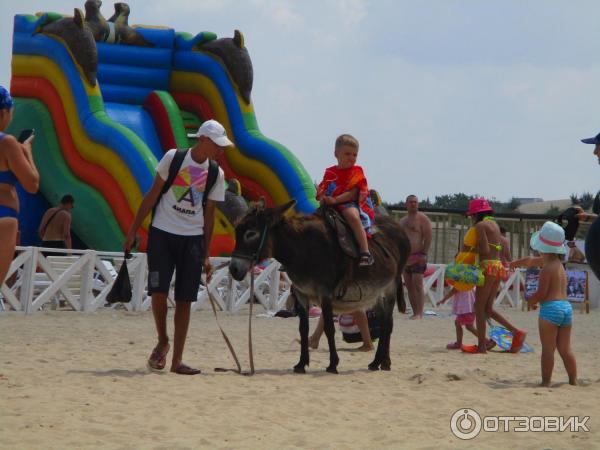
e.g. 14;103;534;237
322;301;339;374
380;296;395;371
369;302;385;371
369;294;395;371
294;294;310;374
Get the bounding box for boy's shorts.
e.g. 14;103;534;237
147;226;205;302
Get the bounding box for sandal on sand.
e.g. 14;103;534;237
509;330;527;353
171;364;202;375
147;343;170;370
358;252;374;267
446;342;461;350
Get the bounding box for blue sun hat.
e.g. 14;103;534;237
0;86;13;110
530;221;566;254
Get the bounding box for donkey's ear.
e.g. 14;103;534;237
267;199;296;225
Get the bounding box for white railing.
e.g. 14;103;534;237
1;248;529;314
0;247;291;314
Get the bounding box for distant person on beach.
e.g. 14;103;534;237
466;198;526;353
38;194;74;253
0;86;39;285
316;134;376;267
510;222;577;386
124;120;231;375
399;195;432;319
308;309;374;352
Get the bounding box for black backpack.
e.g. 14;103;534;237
152;148;220;222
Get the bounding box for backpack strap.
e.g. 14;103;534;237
40;208;62;238
202;159;220;209
152;148;189;222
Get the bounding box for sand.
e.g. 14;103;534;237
1;306;599;449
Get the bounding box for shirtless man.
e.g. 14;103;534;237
467;198;526;353
399;195;432;319
38;194;74;253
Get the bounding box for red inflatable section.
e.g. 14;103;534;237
143;92;177;152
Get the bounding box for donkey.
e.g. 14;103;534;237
229;200;410;373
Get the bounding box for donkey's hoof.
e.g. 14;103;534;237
381;364;391;371
326;366;339;374
368;363;380;371
293;365;306;374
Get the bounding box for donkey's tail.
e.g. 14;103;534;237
396;277;406;313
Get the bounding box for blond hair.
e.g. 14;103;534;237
335;134;359;149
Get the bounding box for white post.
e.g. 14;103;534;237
225;272;236;311
22;247;37;314
80;250;95;311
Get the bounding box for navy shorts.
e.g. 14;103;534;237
147;226;205;302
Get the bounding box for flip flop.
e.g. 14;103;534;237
147;343;170;370
446;342;461;350
461;344;479;353
509;330;527;353
171;363;202;375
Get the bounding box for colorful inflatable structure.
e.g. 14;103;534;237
9;2;317;253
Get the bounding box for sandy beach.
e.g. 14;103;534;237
1;306;599;449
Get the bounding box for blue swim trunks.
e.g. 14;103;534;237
539;300;573;327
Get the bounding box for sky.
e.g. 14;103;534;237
0;0;598;204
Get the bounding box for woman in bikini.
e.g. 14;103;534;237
467;198;526;354
0;86;39;285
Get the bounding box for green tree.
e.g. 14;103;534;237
581;192;594;210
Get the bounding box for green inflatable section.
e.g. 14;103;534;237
8;99;124;250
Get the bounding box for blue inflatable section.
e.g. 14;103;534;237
104;103;163;159
12;28;157;193
16;185;49;247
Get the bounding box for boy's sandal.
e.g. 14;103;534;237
358;252;374;266
446;342;461;350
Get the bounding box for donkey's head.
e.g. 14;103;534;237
229;199;296;281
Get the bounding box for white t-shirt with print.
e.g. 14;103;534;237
152;149;225;236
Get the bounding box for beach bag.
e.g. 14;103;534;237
106;252;132;304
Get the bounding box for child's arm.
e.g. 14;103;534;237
437;288;458;306
323;187;359;205
510;256;544;270
527;266;551;307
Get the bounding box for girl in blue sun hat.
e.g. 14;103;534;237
510;221;577;387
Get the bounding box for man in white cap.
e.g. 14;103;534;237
125;119;232;375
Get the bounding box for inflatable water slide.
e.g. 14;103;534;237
9;3;317;253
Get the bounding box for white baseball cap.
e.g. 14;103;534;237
188;119;233;147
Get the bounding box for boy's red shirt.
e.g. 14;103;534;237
317;165;374;220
